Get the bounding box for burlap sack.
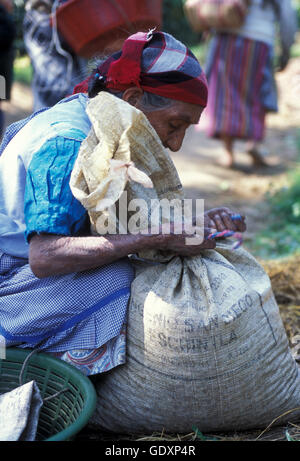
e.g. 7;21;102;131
70;93;300;433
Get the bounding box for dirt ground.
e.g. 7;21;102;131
3;57;300;245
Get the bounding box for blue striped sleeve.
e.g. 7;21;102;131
24;131;89;241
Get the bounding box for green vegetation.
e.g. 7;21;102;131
248;133;300;260
190;43;209;66
162;0;201;47
291;39;300;58
12;0;27;56
13;55;32;85
294;0;300;26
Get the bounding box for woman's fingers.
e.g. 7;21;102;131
221;211;238;230
164;227;216;255
229;213;246;232
205;208;246;232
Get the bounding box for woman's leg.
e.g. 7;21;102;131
246;140;269;167
220;135;234;168
0;254;134;375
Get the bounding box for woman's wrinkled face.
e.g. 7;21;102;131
121;88;204;152
139;101;204;152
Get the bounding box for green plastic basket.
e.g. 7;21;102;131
0;348;97;441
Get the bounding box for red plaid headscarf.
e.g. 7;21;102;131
73;30;208;107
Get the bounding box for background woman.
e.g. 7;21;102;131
204;0;298;168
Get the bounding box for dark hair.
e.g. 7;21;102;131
88;71;108;98
87;53;121;98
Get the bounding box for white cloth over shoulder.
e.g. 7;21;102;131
0;380;43;441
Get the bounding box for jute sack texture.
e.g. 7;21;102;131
70;93;300;433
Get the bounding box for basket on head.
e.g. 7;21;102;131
55;0;163;58
0;348;97;441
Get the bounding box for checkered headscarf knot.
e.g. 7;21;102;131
73;30;208;107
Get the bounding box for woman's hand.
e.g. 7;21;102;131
152;207;246;256
204;207;246;233
29;229;215;278
29;209;244;278
153;222;216;256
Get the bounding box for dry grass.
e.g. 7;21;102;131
80;420;300;442
262;255;300;363
133;421;300;441
261;255;300;305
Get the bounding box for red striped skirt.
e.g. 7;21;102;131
204;33;278;141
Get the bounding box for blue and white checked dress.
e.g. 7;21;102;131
0;94;134;375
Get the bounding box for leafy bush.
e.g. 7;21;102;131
12;0;26;56
162;0;202;46
294;0;300;27
249;133;300;259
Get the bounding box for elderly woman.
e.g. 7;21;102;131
0;31;245;375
